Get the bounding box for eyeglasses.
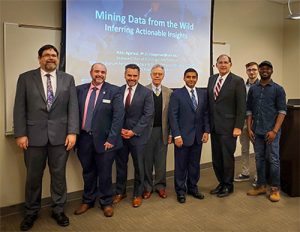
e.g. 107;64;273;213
42;54;58;58
246;69;258;72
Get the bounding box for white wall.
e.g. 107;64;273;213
1;0;299;207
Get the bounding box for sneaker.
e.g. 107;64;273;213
247;186;267;196
269;187;280;202
252;176;257;187
234;174;250;182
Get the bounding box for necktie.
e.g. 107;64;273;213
190;89;198;110
125;87;132;109
84;87;97;132
155;88;160;96
214;78;223;100
46;74;54;111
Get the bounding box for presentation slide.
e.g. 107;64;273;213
65;0;212;87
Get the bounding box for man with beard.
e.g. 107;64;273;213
246;61;286;202
14;45;79;230
75;63;124;217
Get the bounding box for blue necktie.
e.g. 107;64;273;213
46;74;54;111
191;89;198;110
84;87;97;132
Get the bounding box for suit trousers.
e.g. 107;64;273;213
144;127;167;192
211;132;237;188
77;132;115;207
24;144;69;216
174;141;202;195
115;140;145;197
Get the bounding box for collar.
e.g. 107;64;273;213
152;84;161;92
126;84;138;91
246;78;259;85
185;85;196;93
89;82;103;91
218;72;230;81
40;69;56;78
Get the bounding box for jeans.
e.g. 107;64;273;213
254;131;281;187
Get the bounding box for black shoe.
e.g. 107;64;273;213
177;195;186;203
210;184;223;195
217;186;234;198
20;215;38;231
187;191;205;200
51;212;69;227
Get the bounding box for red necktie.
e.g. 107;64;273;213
125;87;132;109
214;78;223;100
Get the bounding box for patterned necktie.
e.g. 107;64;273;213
84;87;97;132
190;89;198;110
155;87;160;96
214;78;223;100
46;74;54;111
125;87;132;109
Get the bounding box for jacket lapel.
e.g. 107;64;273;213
32;68;46;102
183;87;196;112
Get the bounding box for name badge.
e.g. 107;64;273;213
103;99;111;104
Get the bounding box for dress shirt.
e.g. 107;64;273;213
214;72;230;91
123;84;137;105
246;80;286;135
185;85;198;104
152;84;161;95
81;83;102;129
40;69;57;98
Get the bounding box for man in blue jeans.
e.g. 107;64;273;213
246;61;286;202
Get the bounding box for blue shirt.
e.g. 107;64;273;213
246;80;286;135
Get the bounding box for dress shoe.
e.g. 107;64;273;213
20;214;37;231
157;189;167;198
188;191;205;200
74;203;92;215
142;191;152;199
177;195;186;203
210;184;223;195
103;206;114;217
51;212;69;227
113;194;127;204
132;196;142;207
217;186;233;198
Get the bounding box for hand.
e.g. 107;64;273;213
174;137;183;148
168;135;173;144
16;136;28;150
233;128;242;137
121;129;135;139
201;133;209;143
266;131;276;144
65;134;76;151
104;141;114;151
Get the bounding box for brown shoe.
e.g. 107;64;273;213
74;203;92;215
103;206;114;217
157;189;167;198
269;187;280;202
142;191;152;199
132;196;142;208
247;186;267;196
113;194;127;204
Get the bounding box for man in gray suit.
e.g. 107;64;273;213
207;54;246;198
113;64;154;208
143;64;172;199
13;45;79;231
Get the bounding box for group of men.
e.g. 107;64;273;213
13;45;286;231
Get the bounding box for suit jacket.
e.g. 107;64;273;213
207;72;246;135
76;82;124;153
169;87;210;147
13;68;79;146
120;83;154;145
146;84;172;145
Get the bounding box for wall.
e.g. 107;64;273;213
1;0;299;207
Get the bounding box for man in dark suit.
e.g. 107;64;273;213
13;44;79;231
207;54;246;198
113;64;154;208
143;64;172;200
169;68;210;203
74;63;124;217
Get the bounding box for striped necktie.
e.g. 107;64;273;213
214;78;223;100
